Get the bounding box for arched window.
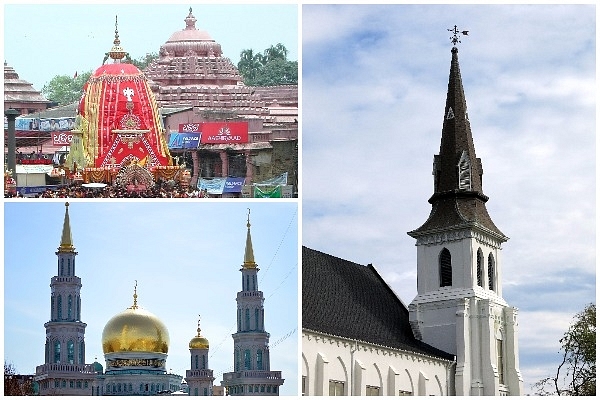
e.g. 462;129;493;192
496;331;505;384
68;295;73;320
476;248;483;287
79;342;84;364
257;349;263;370
77;297;81;321
488;254;495;291
246;275;250;291
51;297;55;321
60;259;64;276
195;354;198;369
204;388;208;396
54;341;61;363
245;308;250;331
255;309;259;331
439;248;452;287
194;388;199;396
67;259;71;276
67;341;74;364
202;354;206;369
244;349;251;370
235;349;240;372
237;309;242;331
252;275;256;291
57;295;62;320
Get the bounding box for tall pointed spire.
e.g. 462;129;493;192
242;208;258;269
58;202;76;253
409;47;506;241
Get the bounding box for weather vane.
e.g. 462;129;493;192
448;25;469;46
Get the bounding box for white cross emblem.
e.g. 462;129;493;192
123;88;135;102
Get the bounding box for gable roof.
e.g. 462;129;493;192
302;246;454;360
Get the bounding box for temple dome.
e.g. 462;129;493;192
102;305;170;354
161;8;223;58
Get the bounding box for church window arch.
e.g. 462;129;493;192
204;388;208;396
496;329;505;384
54;341;61;363
476;248;484;287
194;387;198;396
77;297;81;321
68;295;73;320
57;295;63;319
235;349;240;371
439;248;452;287
51;297;55;321
488;253;495;291
246;275;250;291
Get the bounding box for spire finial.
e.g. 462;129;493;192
104;15;129;64
197;314;202;336
185;7;197;30
58;202;76;253
242;209;257;269
448;25;469;47
131;280;138;309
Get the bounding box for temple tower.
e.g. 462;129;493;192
221;211;284;396
186;317;215;396
407;46;523;395
35;203;96;395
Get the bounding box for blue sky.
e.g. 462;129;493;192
302;4;595;395
3;2;298;91
4;201;298;395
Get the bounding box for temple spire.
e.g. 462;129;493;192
130;280;139;309
242;209;257;269
58;202;76;253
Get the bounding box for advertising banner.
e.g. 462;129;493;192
178;123;201;133
223;177;245;193
15;117;39;131
201;122;248;144
39;118;76;131
52;131;73;146
253;185;282;198
168;133;201;149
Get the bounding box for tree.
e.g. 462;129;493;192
534;303;596;396
42;71;92;106
4;361;35;396
132;52;159;70
237;43;297;86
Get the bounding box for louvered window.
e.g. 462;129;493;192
477;249;483;287
488;254;495;291
439;248;452;287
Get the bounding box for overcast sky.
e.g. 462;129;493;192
2;2;298;92
302;4;595;395
4;201;298;395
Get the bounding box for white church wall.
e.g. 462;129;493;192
303;330;453;396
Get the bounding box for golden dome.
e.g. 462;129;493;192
189;317;209;350
102;283;169;354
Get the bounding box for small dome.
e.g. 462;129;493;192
189;335;209;350
189;319;209;349
102;305;170;354
91;361;104;373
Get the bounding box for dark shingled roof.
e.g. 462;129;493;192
409;47;506;241
302;246;454;361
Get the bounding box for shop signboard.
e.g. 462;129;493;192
168;133;200;149
52;131;73;146
201;122;248;144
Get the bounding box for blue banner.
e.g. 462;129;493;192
223;177;245;193
168;133;201;149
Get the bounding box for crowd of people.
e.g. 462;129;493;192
5;182;215;199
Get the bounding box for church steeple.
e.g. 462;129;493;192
409;46;506;241
57;202;76;253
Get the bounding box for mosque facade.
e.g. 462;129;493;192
302;44;523;396
33;203;284;396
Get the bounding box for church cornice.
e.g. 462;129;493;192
410;226;506;248
302;328;454;366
